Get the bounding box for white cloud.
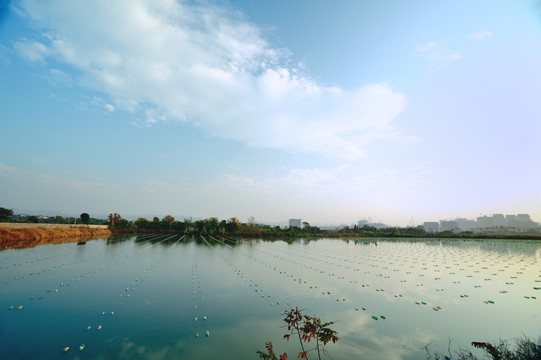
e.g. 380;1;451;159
416;42;461;72
468;31;492;40
0;162;18;175
13;39;49;62
46;68;73;86
15;0;407;159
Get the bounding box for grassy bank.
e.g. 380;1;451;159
0;224;112;250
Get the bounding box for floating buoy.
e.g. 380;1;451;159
86;326;91;330
8;306;14;310
205;330;210;337
195;332;199;338
62;347;69;353
372;315;378;320
78;344;85;352
17;306;23;310
97;325;102;330
203;316;207;321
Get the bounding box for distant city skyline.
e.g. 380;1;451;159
1;1;540;226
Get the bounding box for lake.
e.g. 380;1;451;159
1;235;540;359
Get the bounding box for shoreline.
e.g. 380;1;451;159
0;224;113;250
1;223;540;251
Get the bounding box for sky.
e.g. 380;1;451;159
1;0;540;226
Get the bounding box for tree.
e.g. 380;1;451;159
135;217;150;229
80;213;90;224
0;207;14;221
163;215;175;231
248;216;258;234
219;219;227;234
226;217;241;232
108;213;121;227
205;217;219;234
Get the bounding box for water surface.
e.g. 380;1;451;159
1;235;540;359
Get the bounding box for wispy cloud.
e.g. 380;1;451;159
14;39;49;62
13;0;407;160
468;30;492;40
416;42;461;72
45;68;73;86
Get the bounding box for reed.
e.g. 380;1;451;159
0;225;112;249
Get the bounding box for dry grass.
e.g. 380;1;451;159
0;225;112;250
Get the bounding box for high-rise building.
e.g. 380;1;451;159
505;215;517;228
492;214;505;227
517;214;535;229
357;219;369;227
456;218;476;231
289;218;301;228
477;216;493;229
439;220;458;232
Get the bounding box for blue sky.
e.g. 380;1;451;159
1;0;540;226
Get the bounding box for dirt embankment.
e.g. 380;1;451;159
0;223;113;250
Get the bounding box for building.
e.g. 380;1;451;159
288;218;301;228
492;214;506;227
439;220;458;232
517;214;536;229
456;218;476;231
357;219;369;227
476;216;493;229
423;222;439;232
505;215;517;228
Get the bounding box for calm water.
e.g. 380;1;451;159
1;235;540;359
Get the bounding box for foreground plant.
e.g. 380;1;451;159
257;307;339;360
427;336;541;360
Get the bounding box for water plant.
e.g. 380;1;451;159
257;306;339;360
426;336;541;360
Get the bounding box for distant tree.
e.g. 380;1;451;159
248;216;258;233
0;207;14;221
28;216;39;223
115;219;133;228
184;218;194;234
135;217;150;229
55;215;65;224
205;217;219;234
163;215;175;231
227;217;241;232
80;213;90;224
195;219;205;234
219;219;227;234
108;213;122;227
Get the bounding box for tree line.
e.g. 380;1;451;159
107;213;435;238
3;206;539;239
0;207;106;225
